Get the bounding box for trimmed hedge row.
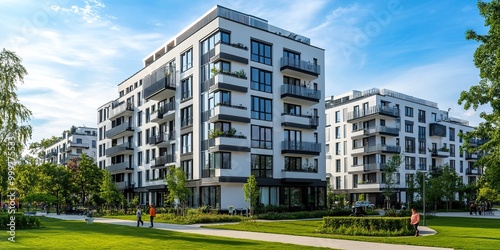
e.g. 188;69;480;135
319;216;413;236
0;213;41;230
257;209;351;220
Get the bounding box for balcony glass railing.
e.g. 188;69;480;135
280;57;321;75
281;84;321;100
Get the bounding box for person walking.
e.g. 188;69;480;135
410;208;421;237
149;204;156;228
136;206;144;227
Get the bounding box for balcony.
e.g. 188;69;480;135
151;102;175;123
210;42;249;65
348;164;364;173
363;163;386;172
105;122;134;139
364;145;401;154
209;135;250;152
109;101;133;119
107;161;133;173
116;181;135;190
281;84;321;104
466;167;483;175
364;126;399;136
347;105;399;122
281;170;319;179
208;103;250;123
67;142;90;149
61;154;81;163
356;182;384;190
469;138;487;146
151;155;176;168
143;74;176;101
105;142;133;157
281;141;321;156
208;72;248;93
46;151;58;158
465;153;480;160
280;56;320;80
281;113;318;130
429;148;450;158
429;123;446;137
149;133;174;147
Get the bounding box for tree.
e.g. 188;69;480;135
40;162;74;214
242;175;259;216
99;170;124;210
458;0;500;193
67;154;103;206
382;154;402;209
165;166;190;216
0;49;33;199
437;164;461;211
29;136;62;162
14;157;43;198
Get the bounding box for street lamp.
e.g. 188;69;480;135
422;170;427;226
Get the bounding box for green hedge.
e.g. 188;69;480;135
0;213;41;230
320;217;413;236
257;209;351;220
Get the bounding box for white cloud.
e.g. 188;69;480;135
50;0;107;24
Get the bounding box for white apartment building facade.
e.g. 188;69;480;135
45;126;97;165
325;88;482;207
97;6;326;210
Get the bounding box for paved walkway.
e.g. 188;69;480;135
43;213;450;250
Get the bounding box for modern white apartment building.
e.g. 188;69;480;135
325;88;482;207
97;5;326;210
45;126;97;165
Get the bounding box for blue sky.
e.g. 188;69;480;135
0;0;488;144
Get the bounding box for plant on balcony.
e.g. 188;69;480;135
211;67;219;76
234;69;246;78
228;127;237;136
439;146;450;152
209;128;226;139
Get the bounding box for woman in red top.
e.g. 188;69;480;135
410;208;421;236
149;204;156;228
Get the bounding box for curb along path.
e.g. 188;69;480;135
45;214;451;250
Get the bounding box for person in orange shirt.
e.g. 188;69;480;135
149;204;156;228
410;208;421;236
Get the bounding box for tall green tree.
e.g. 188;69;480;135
29;136;62;161
0;49;33;197
165;166;189;216
99;170;124;210
40;162;74;214
242;175;259;216
382;154;402;209
67;154;103;205
437;164;461;211
14;157;43;198
459;0;500;193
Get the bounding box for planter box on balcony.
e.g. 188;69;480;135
209;136;250;152
281;114;317;129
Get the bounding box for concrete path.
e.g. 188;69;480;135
43;213;450;250
434;211;499;219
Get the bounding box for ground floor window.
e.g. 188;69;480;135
283;186;326;210
201;186;220;209
187;187;198;207
259;186;279;205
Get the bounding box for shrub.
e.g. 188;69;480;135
383;209;412;217
319;217;413;236
0;213;42;230
257;209;351;220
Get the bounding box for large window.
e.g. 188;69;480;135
418;109;426;123
284;157;301;171
251;67;272;93
251;96;272;121
181;106;193;127
284;103;301;115
181;48;193;72
405;106;413;117
209;90;231;107
181;77;192;101
251;125;272;149
405;156;416;170
210;152;231;169
283;76;300;86
181;160;193;180
449;127;455;141
251;154;272;178
283;50;300;61
405;121;413;133
335;111;340;123
405;137;415;153
201;31;230;55
181;133;192;154
251;40;272;65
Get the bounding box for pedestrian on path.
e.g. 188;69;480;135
136;206;144;227
410;208;420;237
149;204;156;228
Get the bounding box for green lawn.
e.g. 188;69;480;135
204;217;500;250
0;217;329;250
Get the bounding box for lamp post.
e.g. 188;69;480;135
422;171;427;226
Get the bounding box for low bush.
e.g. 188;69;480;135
383;209;412;217
257;209;351;220
319;216;413;236
0;213;41;230
156;212;244;224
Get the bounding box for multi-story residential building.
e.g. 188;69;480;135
97;5;326;209
45;126;97;165
325;88;482;207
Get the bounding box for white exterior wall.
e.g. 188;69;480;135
326;89;475;206
97;6;325;209
45;127;97;165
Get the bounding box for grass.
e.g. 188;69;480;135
102;214;245;224
204;217;500;250
0;217;329;250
